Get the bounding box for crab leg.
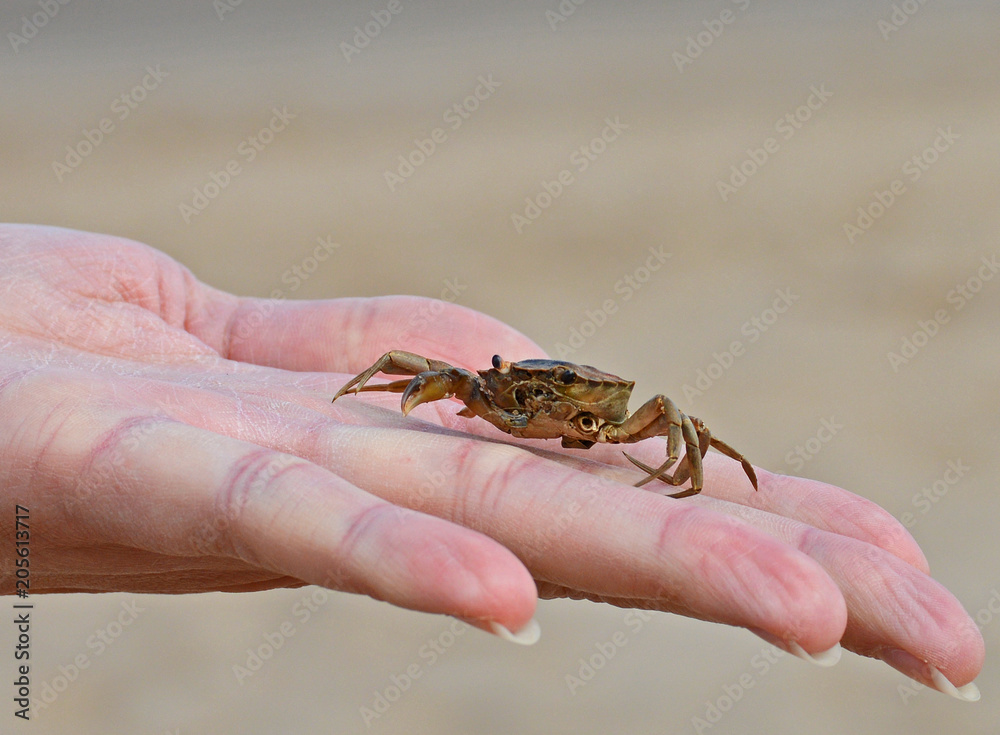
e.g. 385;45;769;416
705;436;758;490
604;395;704;491
625;454;700;499
626;419;758;495
332;350;515;428
636;416;703;491
625;423;711;498
331;351;454;403
657;417;756;490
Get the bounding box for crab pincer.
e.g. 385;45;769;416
401;372;461;416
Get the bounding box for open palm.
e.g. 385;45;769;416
0;224;982;698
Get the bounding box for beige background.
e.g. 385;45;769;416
3;1;999;733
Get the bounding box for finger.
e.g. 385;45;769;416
695;495;984;693
219;295;546;373
4;375;537;633
583;436;930;574
120;424;536;629
290;422;848;655
0;227;541;373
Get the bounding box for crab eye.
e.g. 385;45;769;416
492;354;503;369
575;414;598;433
558;368;577;385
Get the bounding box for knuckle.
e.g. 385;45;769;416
209;449;312;559
448;439;542;524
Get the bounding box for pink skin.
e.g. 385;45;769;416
0;224;983;692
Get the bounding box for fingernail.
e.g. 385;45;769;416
489;618;541;646
882;648;980;702
787;640;842;668
929;666;980;702
749;628;841;667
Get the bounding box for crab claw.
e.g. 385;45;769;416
401;371;459;416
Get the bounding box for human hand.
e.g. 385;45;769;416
0;224;982;698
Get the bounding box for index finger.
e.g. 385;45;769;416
217;295;546;374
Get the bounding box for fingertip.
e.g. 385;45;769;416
740;528;848;652
387;513;539;628
880;644;985;700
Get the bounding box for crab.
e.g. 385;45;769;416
331;351;757;498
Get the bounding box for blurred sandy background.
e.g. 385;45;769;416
3;0;1000;733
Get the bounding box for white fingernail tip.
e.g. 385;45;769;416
490;618;541;646
787;641;842;668
929;665;980;702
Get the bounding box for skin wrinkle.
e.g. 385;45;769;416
79;414;173;481
836;543;954;648
31;541;261;574
451;442;531;529
22;396;82;483
336;503;391;578
187;280;239;356
215;292;245;361
453;444;592;554
210;445;285;556
513;472;603;575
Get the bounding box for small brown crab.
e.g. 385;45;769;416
331;351;757;498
